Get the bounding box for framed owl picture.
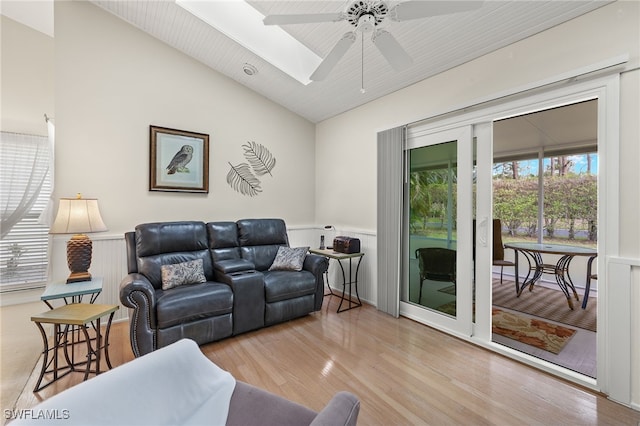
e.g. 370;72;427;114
149;125;209;193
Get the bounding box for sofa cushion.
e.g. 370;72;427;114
240;245;283;272
138;251;213;290
263;270;315;303
161;259;207;290
156;282;233;329
227;381;317;426
207;221;242;263
11;339;237;426
237;219;288;246
135;222;214;289
268;246;309;272
136;221;209;257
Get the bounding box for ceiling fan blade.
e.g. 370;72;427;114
372;30;413;72
390;1;483;21
263;12;344;26
310;32;356;81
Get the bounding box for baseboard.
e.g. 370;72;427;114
0;288;44;307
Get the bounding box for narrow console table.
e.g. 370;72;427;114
310;249;364;313
31;303;118;392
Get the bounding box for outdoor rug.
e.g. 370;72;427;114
492;308;576;355
492;280;596;332
432;302;577;355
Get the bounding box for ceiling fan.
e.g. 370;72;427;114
263;1;483;82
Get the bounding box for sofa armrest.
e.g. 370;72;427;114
303;253;329;276
216;271;265;335
310;391;360;426
303;254;329;311
215;259;256;274
119;273;158;357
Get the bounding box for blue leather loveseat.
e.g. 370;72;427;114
120;218;328;357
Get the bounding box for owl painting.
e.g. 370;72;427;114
166;145;194;175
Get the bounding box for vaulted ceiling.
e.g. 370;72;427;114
90;1;610;123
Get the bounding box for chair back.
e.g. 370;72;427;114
493;219;505;261
415;247;456;283
133;221;213;290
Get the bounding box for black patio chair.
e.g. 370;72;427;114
415;247;456;304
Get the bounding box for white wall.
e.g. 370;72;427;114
54;1;317;236
315;0;639;408
0;15;54;135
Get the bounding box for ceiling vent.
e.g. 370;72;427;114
242;63;258;76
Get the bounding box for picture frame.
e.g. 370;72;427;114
149;125;209;193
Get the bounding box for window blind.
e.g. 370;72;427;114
0;131;52;291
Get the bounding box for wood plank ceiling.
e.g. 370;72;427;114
90;1;610;123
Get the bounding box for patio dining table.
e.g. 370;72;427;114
503;242;597;310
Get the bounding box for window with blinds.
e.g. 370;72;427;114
0;131;52;291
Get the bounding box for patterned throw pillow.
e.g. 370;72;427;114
161;259;207;290
268;246;309;272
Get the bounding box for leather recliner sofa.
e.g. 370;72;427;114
120;218;328;357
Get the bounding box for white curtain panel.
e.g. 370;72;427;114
0;131;51;238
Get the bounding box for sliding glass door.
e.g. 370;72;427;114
401;126;478;337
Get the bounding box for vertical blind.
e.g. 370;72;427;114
376;126;405;317
0;131;52;291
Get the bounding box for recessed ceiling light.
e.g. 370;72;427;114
243;63;258;76
175;0;322;85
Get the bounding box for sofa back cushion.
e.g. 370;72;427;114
237;219;289;271
135;221;213;289
207;222;241;262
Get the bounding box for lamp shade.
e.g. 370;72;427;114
50;196;108;235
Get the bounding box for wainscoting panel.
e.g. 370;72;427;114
605;256;639;408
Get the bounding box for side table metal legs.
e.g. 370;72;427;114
31;305;118;392
325;255;364;313
33;322;76;392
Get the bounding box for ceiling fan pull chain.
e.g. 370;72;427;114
361;34;366;94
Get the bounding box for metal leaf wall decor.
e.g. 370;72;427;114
243;141;276;176
227;162;262;197
226;141;277;197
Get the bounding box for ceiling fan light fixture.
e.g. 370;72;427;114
347;0;388;28
262;0;480;82
357;14;376;32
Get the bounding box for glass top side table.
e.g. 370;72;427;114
41;277;103;309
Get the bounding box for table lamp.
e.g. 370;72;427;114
49;194;108;283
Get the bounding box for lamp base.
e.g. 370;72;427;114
67;271;92;283
66;234;93;284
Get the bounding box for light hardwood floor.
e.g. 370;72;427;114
15;295;640;425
